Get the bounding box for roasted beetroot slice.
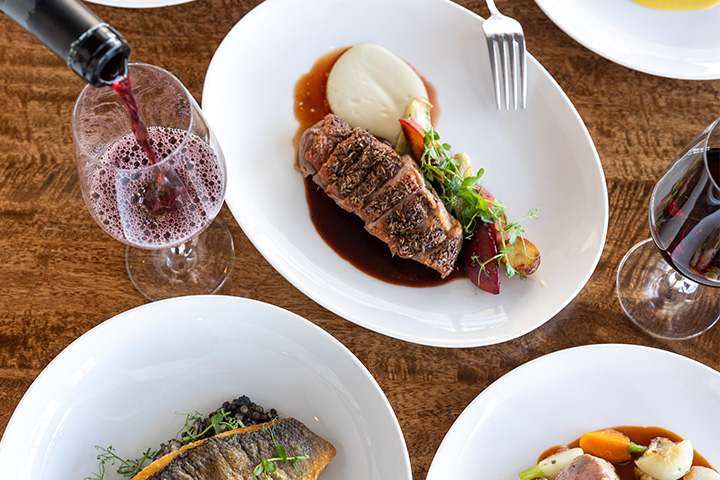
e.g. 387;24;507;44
461;221;500;294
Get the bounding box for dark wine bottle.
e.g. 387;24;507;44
0;0;130;86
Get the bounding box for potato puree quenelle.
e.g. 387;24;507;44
630;0;720;9
326;43;427;144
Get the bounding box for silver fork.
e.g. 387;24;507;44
482;0;527;110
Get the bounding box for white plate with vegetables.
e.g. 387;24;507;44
533;0;720;79
0;295;411;480
202;0;608;347
426;344;720;480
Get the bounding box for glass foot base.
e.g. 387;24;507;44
616;238;720;340
126;218;234;301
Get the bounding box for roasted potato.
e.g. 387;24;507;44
501;236;541;276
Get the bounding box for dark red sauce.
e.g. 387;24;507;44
304;177;463;286
293;48;347;155
538;426;715;480
293;47;457;287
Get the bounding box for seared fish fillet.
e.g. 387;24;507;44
132;417;335;480
299;113;462;278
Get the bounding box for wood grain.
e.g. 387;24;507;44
0;1;718;479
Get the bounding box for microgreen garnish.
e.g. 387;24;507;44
84;445;156;480
253;423;310;479
179;409;244;442
419;123;539;278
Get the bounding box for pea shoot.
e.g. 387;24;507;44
84;445;156;480
253;423;310;479
419;124;539;279
180;409;244;442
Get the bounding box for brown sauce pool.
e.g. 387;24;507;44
293;47;458;287
538;426;715;480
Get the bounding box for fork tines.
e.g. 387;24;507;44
486;32;526;110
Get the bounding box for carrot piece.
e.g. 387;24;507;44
579;430;633;463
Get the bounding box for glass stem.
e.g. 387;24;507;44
665;270;698;295
161;239;198;278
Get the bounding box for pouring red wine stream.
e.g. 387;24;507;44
111;73;188;216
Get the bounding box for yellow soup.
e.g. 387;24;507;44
630;0;720;10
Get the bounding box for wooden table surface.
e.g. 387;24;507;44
0;0;718;478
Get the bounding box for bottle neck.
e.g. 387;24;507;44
69;23;130;86
0;0;130;86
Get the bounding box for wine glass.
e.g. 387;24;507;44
73;63;234;300
617;117;720;339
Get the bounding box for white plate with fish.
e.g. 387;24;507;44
202;0;608;347
426;343;720;479
534;0;720;79
0;295;411;480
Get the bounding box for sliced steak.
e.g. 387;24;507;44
556;454;620;480
299;113;462;277
297;113;352;179
364;163;424;221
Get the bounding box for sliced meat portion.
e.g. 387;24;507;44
419;222;463;274
556;454;620;480
299;113;461;277
319;128;379;200
298;113;352;179
364;163;424;221
327;139;403;211
346;147;405;211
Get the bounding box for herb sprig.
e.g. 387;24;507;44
84;445;156;480
85;410;244;480
180;409;244;442
253;423;310;479
419;125;539;278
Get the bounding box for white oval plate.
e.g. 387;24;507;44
426;344;720;479
534;0;720;79
202;0;608;347
0;296;411;480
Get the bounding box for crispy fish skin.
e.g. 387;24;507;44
132;418;335;480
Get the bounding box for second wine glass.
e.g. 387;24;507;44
617;117;720;339
73;63;234;300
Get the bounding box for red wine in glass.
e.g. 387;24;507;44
650;147;720;287
87;126;224;249
111;73;188;217
617;118;720;340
